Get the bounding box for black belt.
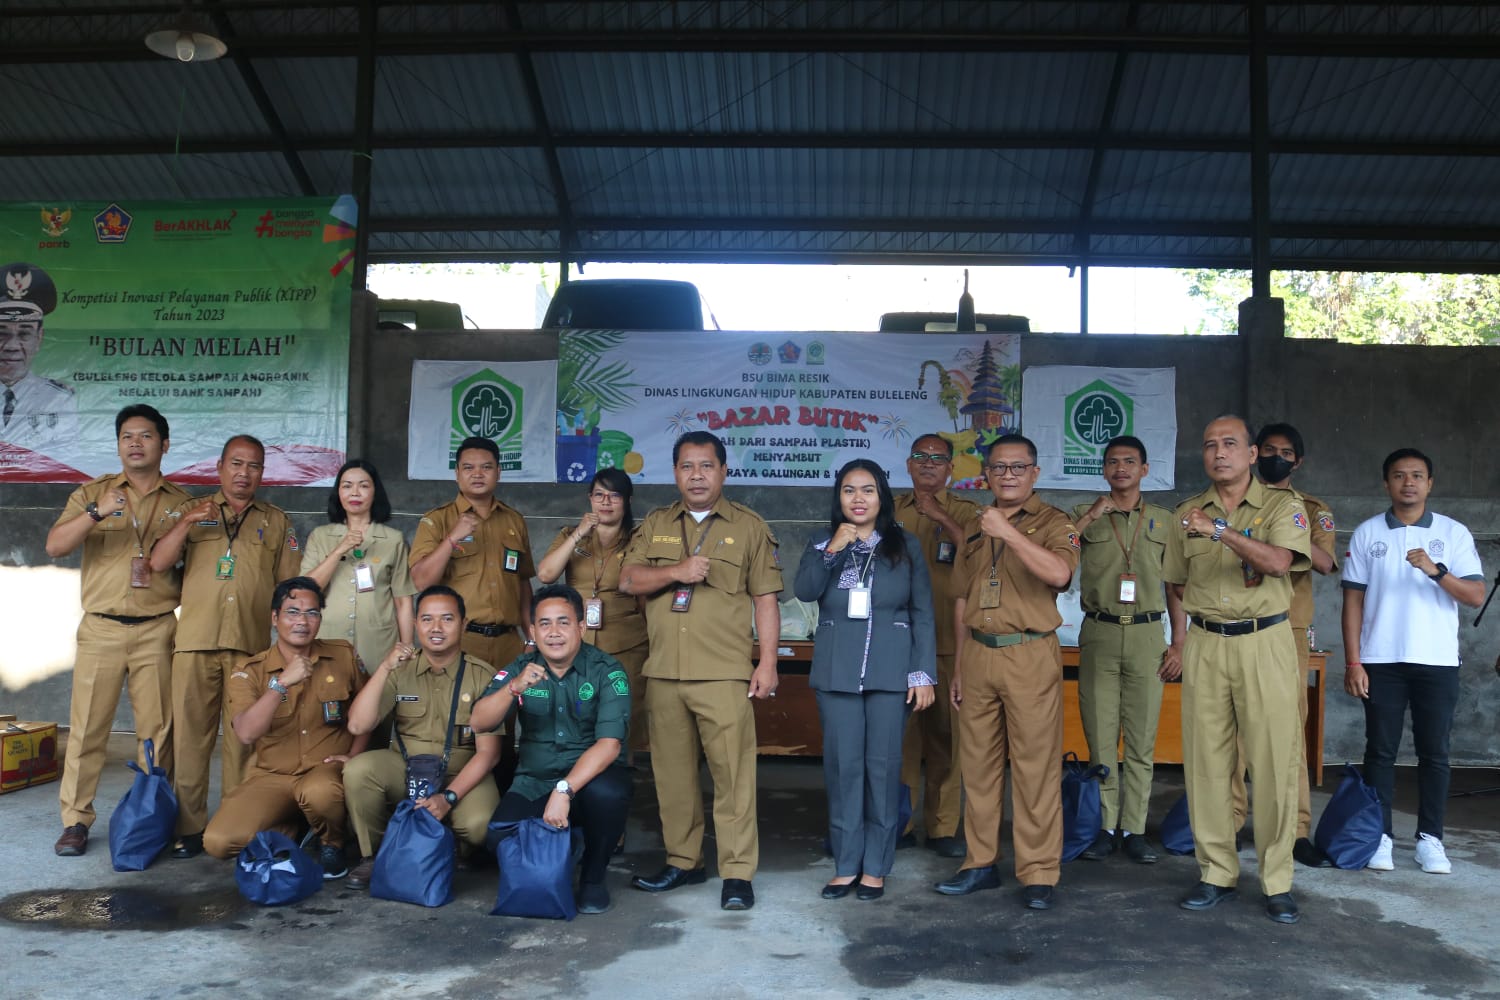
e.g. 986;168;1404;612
968;628;1053;649
465;621;511;638
94;611;172;626
1190;612;1288;637
1085;610;1164;626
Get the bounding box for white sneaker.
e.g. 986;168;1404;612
1366;833;1394;871
1415;833;1452;874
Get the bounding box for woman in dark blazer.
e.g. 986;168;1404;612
795;458;937;900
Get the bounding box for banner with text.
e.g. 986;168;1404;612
1021;365;1177;490
408;360;558;482
0;197;355;484
556;331;1020;487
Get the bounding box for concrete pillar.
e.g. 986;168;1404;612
1237;295;1285;434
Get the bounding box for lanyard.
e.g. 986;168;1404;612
126;486;164;558
681;511;717;559
1107;504;1146;572
987;511;1024;579
220;502;247;557
577;536;619;598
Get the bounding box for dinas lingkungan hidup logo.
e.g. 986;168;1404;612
1062;378;1133;477
450;368;524;471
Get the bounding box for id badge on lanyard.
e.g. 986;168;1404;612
585;596;604;628
847;585;871;619
1118;573;1137;604
354;563;376;592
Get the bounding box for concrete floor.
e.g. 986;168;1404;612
4;736;1500;1000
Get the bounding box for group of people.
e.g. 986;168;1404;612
46;403;1483;924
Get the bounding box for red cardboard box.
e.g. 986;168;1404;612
1;721;60;794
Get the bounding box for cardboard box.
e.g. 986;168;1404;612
1;721;60;794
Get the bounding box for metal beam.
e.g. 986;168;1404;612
1249;0;1271;297
350;0;375;291
501;0;574;278
1076;2;1138;288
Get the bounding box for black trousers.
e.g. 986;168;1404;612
1361;662;1461;839
485;764;632;885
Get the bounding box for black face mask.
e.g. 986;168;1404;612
1257;454;1295;483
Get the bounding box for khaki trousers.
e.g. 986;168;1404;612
203;763;347;859
609;640;650;753
956;634;1063;886
1182;622;1301;896
1230;630;1312;838
1077;617;1166;835
647;678;759;880
172;648;251;835
343;748;499;857
900;652;962;839
60;613;175;828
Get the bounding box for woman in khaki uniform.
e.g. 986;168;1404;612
536;467;649;759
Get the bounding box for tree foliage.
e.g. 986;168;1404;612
1180;269;1500;345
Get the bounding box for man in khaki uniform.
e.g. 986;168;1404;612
204;577;366;876
620;431;782;911
150;434;300;857
1073;435;1182;865
1229;422;1339;868
46;404;190;856
893;433;979;857
1166;415;1311;925
936;434;1079;910
342;586;502;888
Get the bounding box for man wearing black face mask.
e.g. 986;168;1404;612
1230;423;1339;868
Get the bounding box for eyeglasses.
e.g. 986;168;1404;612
908;452;951;465
280;608;323;620
986;462;1035;477
589;490;622;503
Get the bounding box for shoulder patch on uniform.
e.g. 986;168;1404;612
1067;531;1080;549
1292;511;1308;530
1318;512;1335;532
607;670;630;696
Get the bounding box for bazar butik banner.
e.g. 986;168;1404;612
1021;365;1177;490
0;198;355;484
555;331;1020;487
407;360;558;482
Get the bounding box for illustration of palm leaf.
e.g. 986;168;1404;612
567;357;638;413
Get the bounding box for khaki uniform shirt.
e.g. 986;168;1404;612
954;493;1080;635
1163;478;1312;621
374;652;497;774
226;640;364;776
302;522;417;669
894;490;981;656
1289;488;1338;630
623;496;783;682
411;496;535;626
58;472;191;616
171;491;300;653
544;526;648;655
1072;500;1173;615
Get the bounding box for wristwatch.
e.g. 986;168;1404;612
85;501;105;523
1431;562;1449;581
1210;517;1229;542
267;676;289;699
442;789;459;807
554;779;574;799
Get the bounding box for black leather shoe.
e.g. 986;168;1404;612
1266;892;1300;924
171;833;204;859
721;878;755;910
856;881;885;901
935;866;1001;896
577;881;612;915
1293;837;1333;868
925;835;967;858
1179;882;1237;910
632;865;708;893
1123;835;1159;864
1080;829;1115;860
1023;885;1053;910
821;880;855;900
896;831;918;849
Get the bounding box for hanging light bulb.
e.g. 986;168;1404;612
144;10;226;63
174;33;197;62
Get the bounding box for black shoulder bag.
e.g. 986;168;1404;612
394;655;467;801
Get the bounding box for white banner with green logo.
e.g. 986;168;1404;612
1021;365;1176;490
407;360;557;481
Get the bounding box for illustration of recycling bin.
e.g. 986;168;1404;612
596;430;635;471
556;430;599;483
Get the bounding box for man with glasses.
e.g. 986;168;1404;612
937;434;1079;910
203;577;365;877
893;433;979;857
149;435;300;859
0;261;77;456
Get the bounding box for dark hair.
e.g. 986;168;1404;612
672;430;726;465
416;584;466;620
589;466;636;540
1256;422;1304;459
1383;447;1434;479
219;434;264;463
1104;435;1148;464
455;436;500;463
987;433;1037;462
830;459;908;567
531;582;585;620
115;404;168;440
911;433;953;458
327;458;393;523
271;576;325;612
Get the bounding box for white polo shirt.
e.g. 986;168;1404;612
1341;509;1484;666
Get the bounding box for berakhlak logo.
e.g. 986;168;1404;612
1062;378;1133;477
255;210;275;237
449;368;524;472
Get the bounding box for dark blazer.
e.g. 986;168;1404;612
793;530;937;694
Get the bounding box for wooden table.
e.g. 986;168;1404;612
759;640;1327;785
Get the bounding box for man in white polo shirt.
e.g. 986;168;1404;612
1341;447;1484;874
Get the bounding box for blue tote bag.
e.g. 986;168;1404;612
1314;764;1385;870
108;738;177;872
1159;794;1195;855
1060;752;1109;862
235;831;324;906
490;819;582;920
371;799;456;907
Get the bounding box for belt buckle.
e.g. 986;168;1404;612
1118;614;1134;626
